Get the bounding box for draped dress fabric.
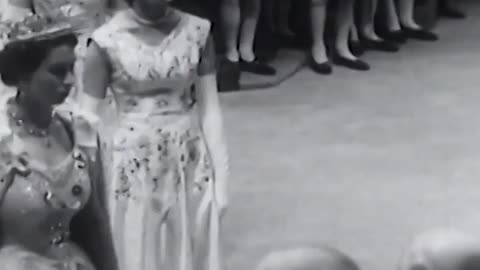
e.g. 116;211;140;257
0;112;95;270
91;9;222;270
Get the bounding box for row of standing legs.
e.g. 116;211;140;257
215;0;465;78
309;0;446;73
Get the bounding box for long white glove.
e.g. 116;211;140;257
70;92;102;149
1;4;32;22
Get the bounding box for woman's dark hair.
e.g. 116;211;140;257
0;33;78;87
124;0;133;6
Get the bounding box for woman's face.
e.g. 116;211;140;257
26;44;76;107
132;0;170;21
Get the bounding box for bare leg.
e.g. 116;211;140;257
348;20;366;56
360;0;380;40
239;0;261;62
349;23;359;42
384;0;401;31
333;0;370;70
335;0;357;60
397;0;438;41
398;0;420;29
238;0;276;75
310;0;328;63
220;0;241;62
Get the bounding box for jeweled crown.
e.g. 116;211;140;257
0;12;91;48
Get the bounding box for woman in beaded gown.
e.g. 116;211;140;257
78;0;230;269
0;18;117;270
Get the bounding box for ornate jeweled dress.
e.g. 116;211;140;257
91;8;222;270
0;110;95;270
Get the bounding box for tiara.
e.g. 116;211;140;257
0;12;92;48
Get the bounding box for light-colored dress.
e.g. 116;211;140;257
0;110;95;270
91;9;222;270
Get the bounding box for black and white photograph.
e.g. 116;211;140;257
0;0;478;270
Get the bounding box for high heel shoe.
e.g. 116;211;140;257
349;41;365;57
332;53;370;71
308;54;332;75
239;59;277;76
361;38;399;52
402;27;438;41
380;30;407;44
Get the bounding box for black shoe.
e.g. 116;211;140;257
380;30;407;44
402;27;438;41
239;59;277;76
332;53;370;71
439;7;466;19
308;55;332;75
362;38;400;52
349;41;365;57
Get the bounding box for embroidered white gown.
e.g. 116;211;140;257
91;9;223;270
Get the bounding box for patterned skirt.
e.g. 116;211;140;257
102;111;222;270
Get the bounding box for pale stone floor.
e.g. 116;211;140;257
220;3;480;270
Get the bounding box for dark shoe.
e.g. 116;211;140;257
349;41;365;57
239;59;277;76
309;55;332;75
380;30;407;44
403;27;438;41
332;53;370;71
362;38;400;52
439;7;466;19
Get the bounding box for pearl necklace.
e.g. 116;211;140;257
7;103;53;146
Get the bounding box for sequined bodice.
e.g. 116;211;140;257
0;123;91;255
91;9;211;117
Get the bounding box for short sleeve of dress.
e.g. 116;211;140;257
90;12;130;53
186;14;213;75
90;23;110;51
190;15;211;52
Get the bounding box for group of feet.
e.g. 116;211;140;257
308;4;466;74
